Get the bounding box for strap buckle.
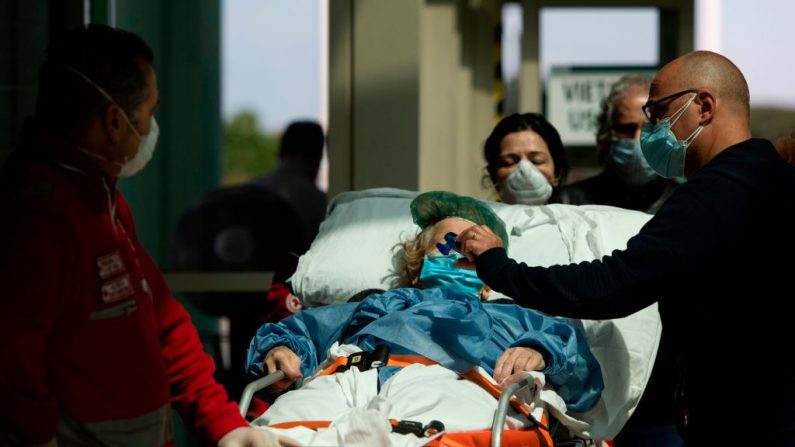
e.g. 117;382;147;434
338;344;390;373
391;419;445;437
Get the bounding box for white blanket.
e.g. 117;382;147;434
253;343;548;447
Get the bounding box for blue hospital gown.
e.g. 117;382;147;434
246;287;604;412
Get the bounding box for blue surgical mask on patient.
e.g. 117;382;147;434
418;253;485;298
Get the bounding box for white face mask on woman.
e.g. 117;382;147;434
65;65;159;177
498;159;553;205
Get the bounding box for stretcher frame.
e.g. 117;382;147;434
238;370;540;447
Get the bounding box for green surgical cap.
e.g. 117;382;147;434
410;191;509;249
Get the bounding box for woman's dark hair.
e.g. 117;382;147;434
35;24;154;133
482;112;568;188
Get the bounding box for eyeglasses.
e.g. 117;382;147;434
642;89;699;123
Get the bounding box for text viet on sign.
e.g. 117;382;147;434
545;67;657;146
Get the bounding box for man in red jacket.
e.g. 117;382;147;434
0;25;295;447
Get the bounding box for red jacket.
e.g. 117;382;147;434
0;137;248;445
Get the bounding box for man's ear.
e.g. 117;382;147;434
696;88;716;125
103;103;125;144
550;175;561;187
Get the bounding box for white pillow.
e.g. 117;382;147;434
289;188;651;306
289;188;419;305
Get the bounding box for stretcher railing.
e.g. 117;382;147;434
238;370;538;447
492;377;535;447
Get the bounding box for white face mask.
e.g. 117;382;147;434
498;159;553;205
65;65;158;177
118;116;159;177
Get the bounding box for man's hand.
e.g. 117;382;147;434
494;347;546;384
218;427;302;447
263;345;302;393
456;225;504;263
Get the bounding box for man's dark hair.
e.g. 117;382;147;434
279;121;325;164
35;24;154;133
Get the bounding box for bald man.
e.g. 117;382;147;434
457;51;795;445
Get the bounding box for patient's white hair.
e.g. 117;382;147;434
395;225;436;286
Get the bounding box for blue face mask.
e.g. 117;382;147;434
418;253;485;298
640;94;704;178
610;138;657;185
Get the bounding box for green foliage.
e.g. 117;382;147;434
222;110;279;185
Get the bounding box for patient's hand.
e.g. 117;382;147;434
494;347;546;384
263;345;303;393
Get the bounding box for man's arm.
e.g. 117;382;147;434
461;174;734;320
0;204;71;444
139;247;248;444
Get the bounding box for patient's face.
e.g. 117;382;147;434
428;218;475;255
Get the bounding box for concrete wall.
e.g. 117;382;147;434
329;0;501;200
418;1;499;198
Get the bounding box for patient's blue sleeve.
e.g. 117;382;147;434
245;302;357;379
482;304;604;412
245;287;603;412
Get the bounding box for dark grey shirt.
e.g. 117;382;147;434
477;139;795;444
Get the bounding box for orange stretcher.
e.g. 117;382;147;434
238;352;592;447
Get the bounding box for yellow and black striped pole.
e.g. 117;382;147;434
494;8;504;124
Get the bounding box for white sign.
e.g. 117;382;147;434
546;68;656;146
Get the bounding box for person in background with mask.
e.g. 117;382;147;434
554;75;683;447
0;25;296;447
483;113;569;205
456;51;795;445
555;74;680;214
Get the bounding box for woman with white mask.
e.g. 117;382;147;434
555;74;680;214
483;113;569;205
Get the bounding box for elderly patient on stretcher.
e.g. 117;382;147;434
244;191;604;446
